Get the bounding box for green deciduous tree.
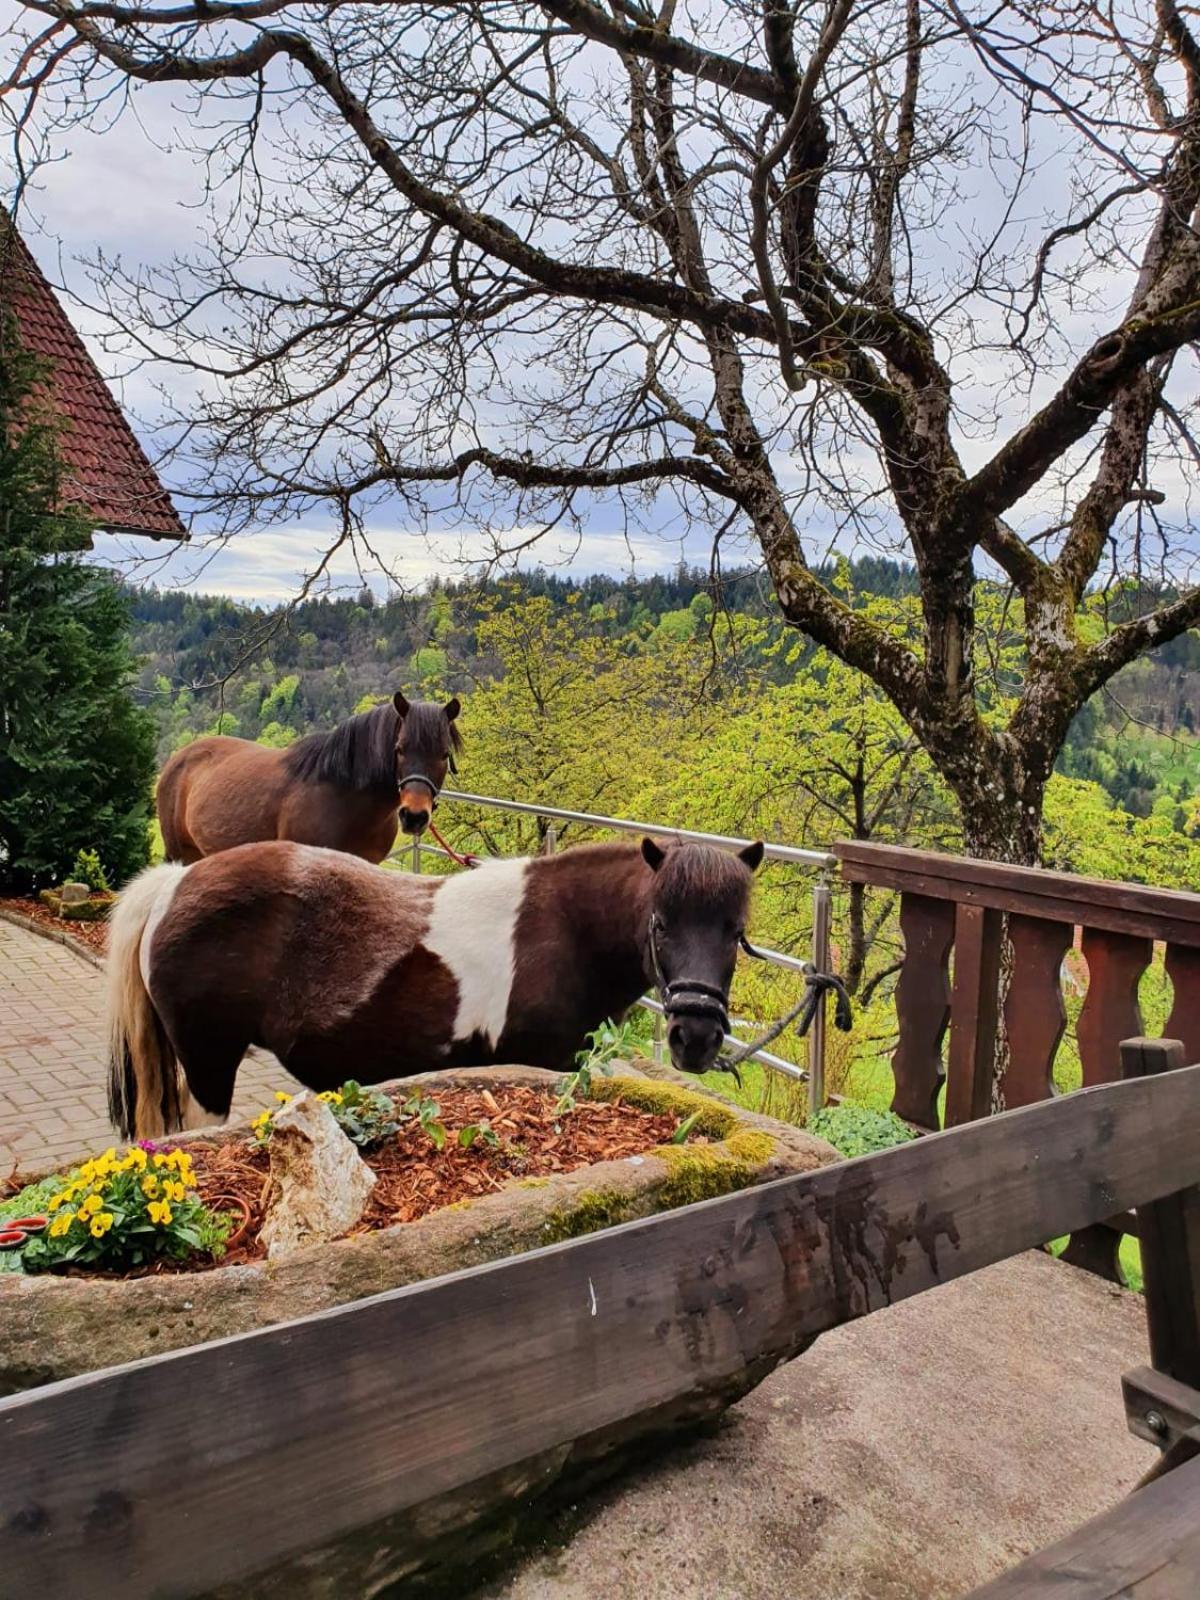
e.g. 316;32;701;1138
0;317;156;891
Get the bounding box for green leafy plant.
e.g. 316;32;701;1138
253;1083;448;1150
808;1104;918;1159
669;1110;703;1145
458;1120;499;1150
404;1095;447;1150
20;1144;232;1273
69;848;111;894
555;1019;636;1114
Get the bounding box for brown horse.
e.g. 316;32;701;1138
105;835;764;1138
155;693;462;863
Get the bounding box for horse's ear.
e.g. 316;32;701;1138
738;841;765;873
641;838;667;873
444;696;461;722
393;692;411;719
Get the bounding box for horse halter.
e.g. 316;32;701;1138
397;752;457;808
646;911;732;1039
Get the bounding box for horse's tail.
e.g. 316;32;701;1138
105;863;192;1139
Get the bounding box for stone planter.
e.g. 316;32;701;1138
1;1064;839;1594
37;886;115;922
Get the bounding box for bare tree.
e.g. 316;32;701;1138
6;0;1200;863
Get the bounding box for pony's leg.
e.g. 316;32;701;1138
172;1033;248;1129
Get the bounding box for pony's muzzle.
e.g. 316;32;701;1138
398;802;431;835
667;1016;725;1075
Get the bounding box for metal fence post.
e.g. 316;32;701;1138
809;874;833;1117
411;834;421;874
543;823;557;856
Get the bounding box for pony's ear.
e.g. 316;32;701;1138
393;691;411;718
641;838;667;873
444;696;461;721
738;841;765;873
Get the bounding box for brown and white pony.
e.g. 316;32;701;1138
155;693;462;864
105;836;764;1139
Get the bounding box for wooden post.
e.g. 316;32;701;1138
890;893;955;1129
1121;1037;1200;1389
944;903;1003;1127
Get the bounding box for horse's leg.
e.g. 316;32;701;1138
167;1022;250;1128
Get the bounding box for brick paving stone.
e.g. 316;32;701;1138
0;918;301;1176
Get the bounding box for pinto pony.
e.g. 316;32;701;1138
155;693;462;864
105;836;764;1139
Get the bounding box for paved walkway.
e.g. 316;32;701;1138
0;917;297;1174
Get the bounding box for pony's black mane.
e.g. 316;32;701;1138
284;700;463;794
284;702;400;793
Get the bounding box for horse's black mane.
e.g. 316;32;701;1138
283;701;460;798
284;702;400;793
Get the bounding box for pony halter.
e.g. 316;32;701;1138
397;752;457;807
646;911;732;1038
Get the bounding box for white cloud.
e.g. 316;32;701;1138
92;520;694;604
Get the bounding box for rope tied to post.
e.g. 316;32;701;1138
427;819;480;869
725;941;853;1067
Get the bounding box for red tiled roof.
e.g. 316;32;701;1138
2;217;186;540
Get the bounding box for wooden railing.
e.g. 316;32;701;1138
835;842;1200;1279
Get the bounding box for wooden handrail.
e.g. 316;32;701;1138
835;841;1200;946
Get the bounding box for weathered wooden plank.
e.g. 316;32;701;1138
945;903;1003;1126
1123;1038;1200;1389
5;1066;1200;1599
1165;944;1200;1067
1004;915;1072;1108
1123;1366;1200;1451
835;841;1200;947
890;892;954;1129
965;1450;1200;1598
1064;934;1155;1280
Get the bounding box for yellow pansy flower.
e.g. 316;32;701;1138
141;1175;159;1198
152;1153;168;1168
47;1191;67;1211
80;1194;103;1216
89;1213;114;1238
163;1180;186;1204
147;1200;173;1226
126;1147;148;1170
49;1212;72;1238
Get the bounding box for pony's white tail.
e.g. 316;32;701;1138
105;863;192;1139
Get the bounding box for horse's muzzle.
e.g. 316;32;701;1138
398;804;431;835
668;1016;725;1076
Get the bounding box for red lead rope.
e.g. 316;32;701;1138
427;819;480;869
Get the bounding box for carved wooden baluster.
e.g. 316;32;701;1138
945;904;1003;1127
1003;915;1073;1109
1063;927;1154;1281
890;893;955;1130
1165;943;1200;1068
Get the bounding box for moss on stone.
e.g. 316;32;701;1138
539;1187;640;1245
652;1128;776;1208
587;1075;737;1139
517;1177;551;1189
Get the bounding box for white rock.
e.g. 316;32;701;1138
60;881;90;905
259;1091;376;1260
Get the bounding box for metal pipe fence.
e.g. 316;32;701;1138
396;791;836;1112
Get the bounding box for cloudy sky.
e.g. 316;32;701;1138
7;7;1188;607
12;81;737;605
